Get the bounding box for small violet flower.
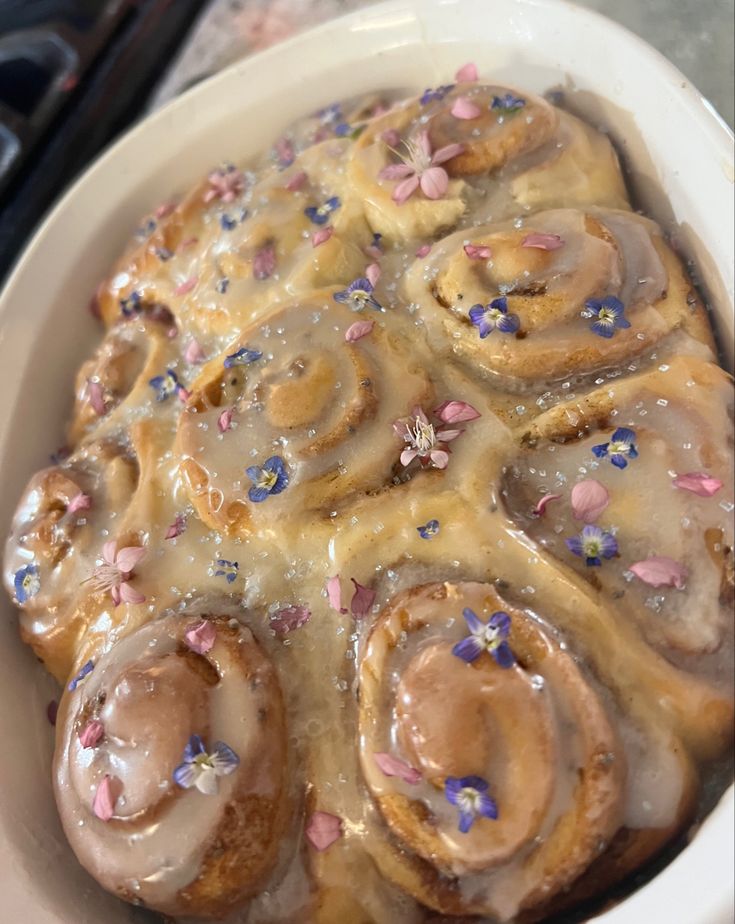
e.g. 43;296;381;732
565;525;618;567
224;346;262;368
204;165;245;203
149;369;186;402
333;277;383;312
592;427;638;469
469;297;520;338
14;564;40;604
378;130;464;204
214;559;239;583
417;519;440;539
120;290;142;317
585;295;631;339
452;609;515;668
246;456;289;503
420;84;455;105
491;93;526;113
90;542;146;605
173;734;240;795
445;775;498;833
304;196;341;225
68;659;94;692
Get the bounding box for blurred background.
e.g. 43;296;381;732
0;0;732;284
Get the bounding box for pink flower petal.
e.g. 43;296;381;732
154;201;176;219
434;400;481;424
179;236;199;250
110;585;121;607
379;163;415;180
533;493;562;517
672;472;724;497
381;128;401;147
365;262;381;287
271;605;311;636
93;775;120;822
285;170;308;192
275;137;294;166
177;387;191;404
400;447;419;466
365;244;383;260
374;752;422;784
165;515;187;539
312;226;334;247
463;243;492;260
629;556;688;590
87;380;106;416
392;174;420;205
430;449;449;469
522;233;565;251
253;244;277;280
345;320;375;342
305;811;342;851
327;576;347;614
350;579;376;618
79;720;104;749
571;479;610;524
419;166;449;200
415;244;432;258
102;541;118;566
185;620;216;654
218;408;234;433
431;142;465;165
67;492;92;515
184;338;206;364
455;62;479;82
417;130;433;160
451;96;482;120
115;546;145;574
436;427;462;442
118;582;146;605
174;276;198;296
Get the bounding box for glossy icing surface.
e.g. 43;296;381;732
2;76;733;922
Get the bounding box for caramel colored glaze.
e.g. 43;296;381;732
54;614;288;918
3;82;733;923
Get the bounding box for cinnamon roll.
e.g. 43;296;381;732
358;581;697;920
53;611;288;918
403;208;715;384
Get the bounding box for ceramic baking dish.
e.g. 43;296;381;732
0;0;732;921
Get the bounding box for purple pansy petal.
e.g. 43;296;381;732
224;346;262;367
183;734;206;763
444;777;463;805
461;607;485;635
468;304;486;325
492;641;516;669
591;319;615;338
565;535;585;557
452;634;484;663
591;443;608;459
210;741;240;775
173;761;198;789
496;312;520;333
488;611;511;638
458;811;475;834
477;792;499;820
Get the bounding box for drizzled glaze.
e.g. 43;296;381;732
2;79;733;923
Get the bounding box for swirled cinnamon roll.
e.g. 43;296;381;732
175;290;442;534
501;356;734;656
403;208;714;384
53;612;288;918
347;84;628;243
358;581;697;921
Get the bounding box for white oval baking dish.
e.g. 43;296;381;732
0;0;732;921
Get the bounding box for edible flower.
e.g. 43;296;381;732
224;346;262;367
185;620;216;654
417;519;440;539
592;427;638;469
420;84;454;105
93;775;120;821
326;575;376;618
344;319;374;342
67;493;92;515
445;776;498;833
173;734;240;795
522;232;564;251
79;720;104;749
451;96;482;119
378;130;464;204
585;295;631;338
565;525;618;566
218;408;234;433
393;406;462;470
270;605;312;636
491;93;526;113
149;369;186;402
246;456;289;502
68;660;94;691
452;609;515;668
165;514;187;539
213;559;239;583
274;136;294;168
365;232;383;259
463;243;492;259
533;493;561;517
672;472;723;497
305;811;342;851
629;556;687;589
184;339;206;364
253;243;276;280
89;542;146;605
469;296;520;337
120;290;142;317
455;62;478;82
304;195;341;225
312;226;333;247
174;276;197;296
571;479;610;523
203;165;245;203
333;276;383;311
374;752;421;784
14;564;40;604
